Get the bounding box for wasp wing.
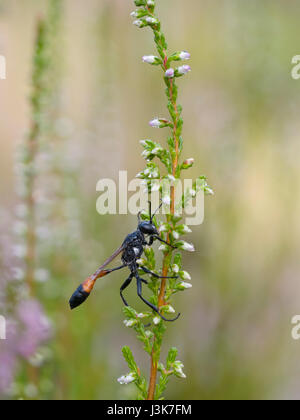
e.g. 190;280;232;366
69;244;125;310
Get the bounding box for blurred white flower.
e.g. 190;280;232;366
34;269;50;283
173;361;186;378
179;51;191;60
123;319;136;328
142;55;157;64
117;373;135;385
177;65;191;75
179;281;192;289
165;68;175;78
172;264;179;274
180;271;191;281
178;241;195;252
133;19;143;27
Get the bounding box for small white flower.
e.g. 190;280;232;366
147;0;155;5
144;168;150;175
149;118;161;128
206;187;214;195
153;316;161;325
180;271;191;281
165;68;175;78
179;51;191;60
150;170;159;179
123;319;136;328
145;17;158;24
137;313;148;319
15;204;28;218
142;55;156;64
145;330;153;338
152;147;162;154
182;225;192;233
189;188;196;197
172;231;180;240
13;221;27;235
183;158;194;166
142;150;151;158
34;268;50;283
117;373;135;385
162;196;171;206
177;65;191;75
180;281;192;289
133;19;143;27
159;244;168;252
151;182;160;192
172;264;179;274
173;361;186;378
159;223;168;233
167;174;176;182
178;241;195;252
12;267;25;281
165;305;176;314
136;258;146;265
140;139;148;147
130;11;138;18
12;244;27;258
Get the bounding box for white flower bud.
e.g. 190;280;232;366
165;305;176;314
173;361;186;378
159;244;168;252
182;225;192;233
133;19;143;27
159;223;168;233
143;55;157;64
177;65;191;75
137;313;148;319
153;316;161;325
162;196;171;205
123;319;136;328
145;17;158;25
149;118;161;128
179;281;192;289
117;373;135;385
151;182;160;192
180;271;191;281
179;51;191;60
172;264;179;274
177;241;195;252
165;68;175;78
172;231;180;240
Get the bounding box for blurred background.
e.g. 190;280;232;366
1;0;300;400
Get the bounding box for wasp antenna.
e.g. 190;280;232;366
150;202;163;222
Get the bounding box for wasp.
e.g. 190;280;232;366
69;202;180;322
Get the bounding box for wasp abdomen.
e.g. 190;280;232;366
69;284;90;310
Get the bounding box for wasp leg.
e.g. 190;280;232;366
105;264;126;275
120;273;134;306
139;265;178;279
153;235;177;249
136;276;180;322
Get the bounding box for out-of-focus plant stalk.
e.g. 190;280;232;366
24;18;49;296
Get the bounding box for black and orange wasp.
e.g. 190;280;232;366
69;202;180;322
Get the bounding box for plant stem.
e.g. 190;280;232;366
147;30;181;403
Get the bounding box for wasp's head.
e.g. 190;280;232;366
138;221;158;236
